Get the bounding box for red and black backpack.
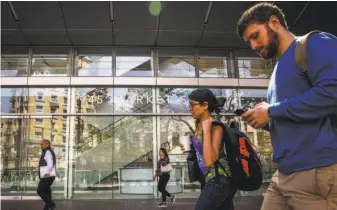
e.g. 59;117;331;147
213;120;263;191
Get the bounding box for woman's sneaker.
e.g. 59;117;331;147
157;202;167;208
170;195;176;205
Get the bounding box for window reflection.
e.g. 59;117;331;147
76;56;112;76
158;56;195;77
116;56;152;77
0;55;28;76
72;116;153;199
35;118;43;125
198;57;231;78
31;55;69;76
75;88;153;113
28;88;69;114
1;88;28;114
159;88;195;113
76;88;113;113
114;88;153;113
238;57;273;78
1;118;23;196
36;92;44;101
0;51;278;79
36;105;43;113
239;89;267;108
0;117;67;198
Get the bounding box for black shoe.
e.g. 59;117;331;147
49;206;56;210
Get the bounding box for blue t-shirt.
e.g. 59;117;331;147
267;32;337;174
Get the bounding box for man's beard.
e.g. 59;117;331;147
257;26;279;60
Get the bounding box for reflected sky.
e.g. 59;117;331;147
1;88;27;113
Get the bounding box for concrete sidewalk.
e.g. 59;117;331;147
1;197;263;210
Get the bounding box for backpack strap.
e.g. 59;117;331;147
295;30;321;72
295;31;337;128
212;120;232;180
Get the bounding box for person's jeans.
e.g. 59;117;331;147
195;176;237;210
158;174;172;202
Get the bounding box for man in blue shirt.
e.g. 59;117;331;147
237;3;337;210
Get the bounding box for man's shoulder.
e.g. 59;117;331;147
44;149;53;156
310;31;337;40
46;148;55;153
306;31;337;50
302;31;337;67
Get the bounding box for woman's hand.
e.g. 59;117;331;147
152;175;156;182
180;140;191;152
201;117;213;134
180;143;185;152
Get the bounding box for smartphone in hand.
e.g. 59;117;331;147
234;107;248;116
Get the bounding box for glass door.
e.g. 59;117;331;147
0;116;24;199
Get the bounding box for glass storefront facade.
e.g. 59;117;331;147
1;47;275;78
1;47;275;200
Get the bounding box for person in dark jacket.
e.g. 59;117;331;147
37;139;56;210
152;148;176;208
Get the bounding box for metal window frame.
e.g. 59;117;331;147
1;77;270;88
1;46;274;80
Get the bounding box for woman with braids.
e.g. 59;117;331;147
181;88;237;210
152;147;176;208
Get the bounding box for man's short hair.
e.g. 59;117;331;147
42;139;51;146
237;2;288;39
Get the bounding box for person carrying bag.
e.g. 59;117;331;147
152;148;176;208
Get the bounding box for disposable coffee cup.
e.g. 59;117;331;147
179;136;191;152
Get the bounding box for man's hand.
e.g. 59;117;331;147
43;174;50;178
241;102;271;129
152;175;156;182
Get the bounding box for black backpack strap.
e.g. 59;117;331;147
214;160;220;185
212;120;232;181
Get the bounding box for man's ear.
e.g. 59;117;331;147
268;15;280;31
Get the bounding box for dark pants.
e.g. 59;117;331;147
199;170;206;191
158;174;171;202
37;177;55;209
195;176;237;210
200;181;205;191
